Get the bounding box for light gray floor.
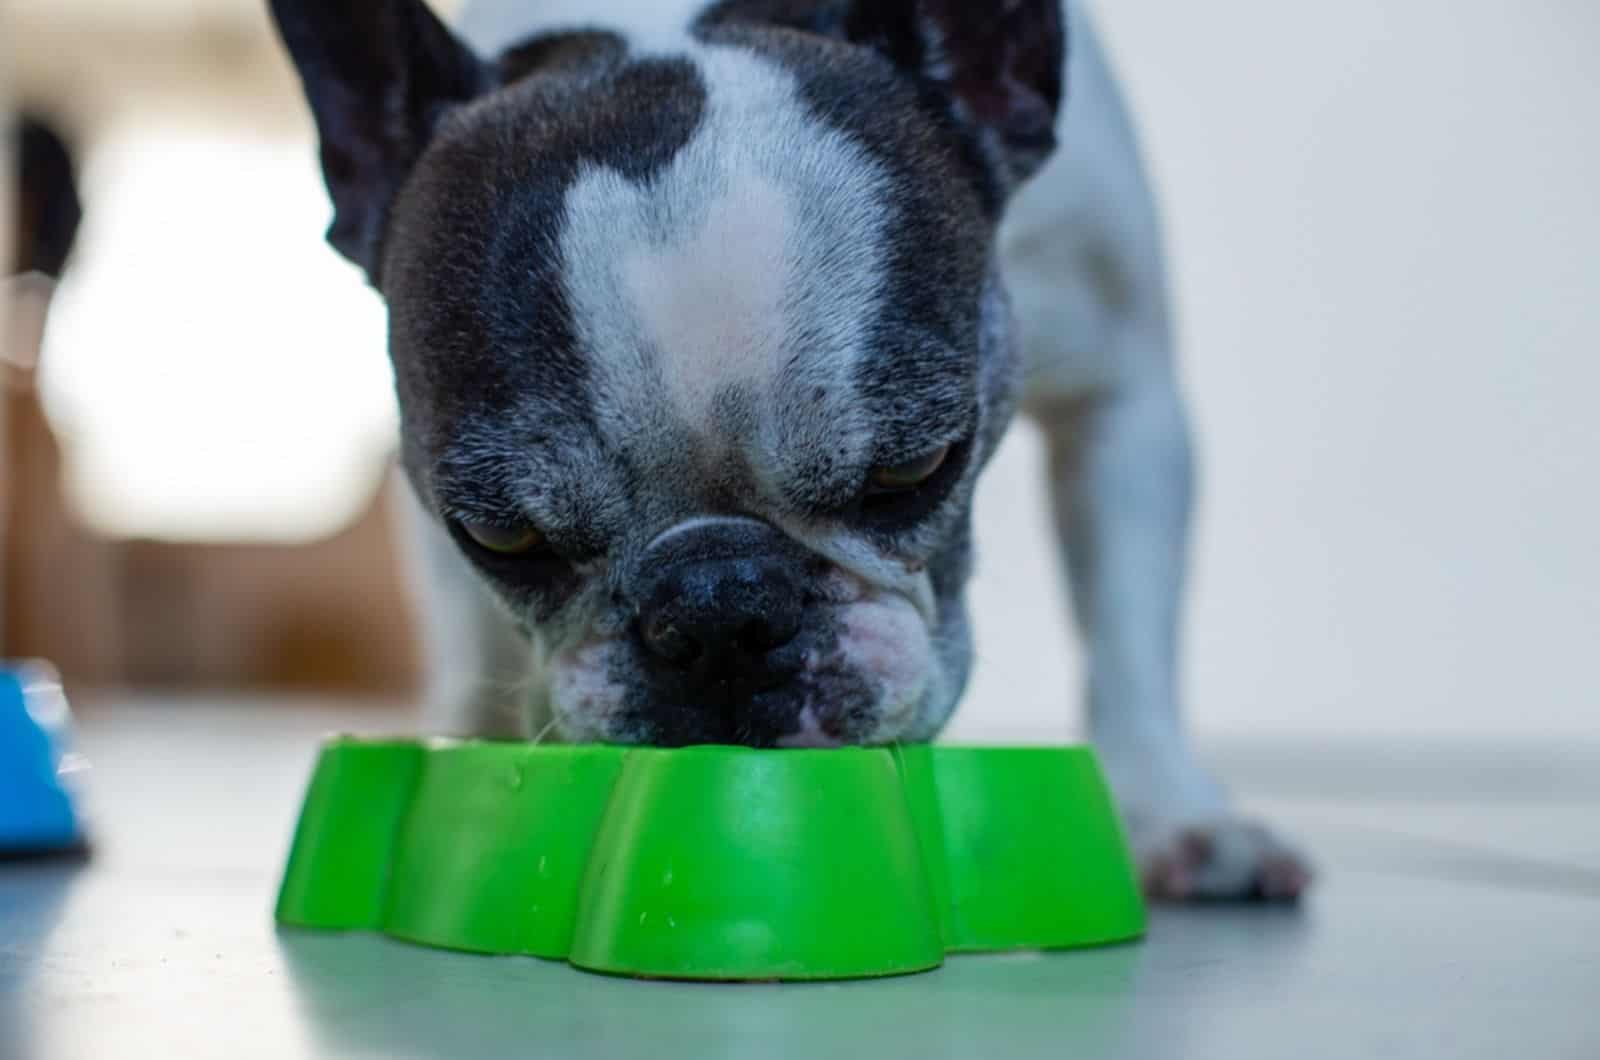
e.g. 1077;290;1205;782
3;699;1598;1059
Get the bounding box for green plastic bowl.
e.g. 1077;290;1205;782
276;740;1144;981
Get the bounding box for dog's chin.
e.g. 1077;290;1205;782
774;706;846;749
546;593;940;747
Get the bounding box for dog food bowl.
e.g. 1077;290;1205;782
275;740;1144;980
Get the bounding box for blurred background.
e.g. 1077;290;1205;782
4;0;1598;745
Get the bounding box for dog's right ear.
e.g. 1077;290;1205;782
268;0;486;282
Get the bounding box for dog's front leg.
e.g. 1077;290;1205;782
1034;384;1311;900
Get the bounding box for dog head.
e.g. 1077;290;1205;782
271;0;1066;745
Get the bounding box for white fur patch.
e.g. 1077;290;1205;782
548;640;627;742
558;45;892;468
838;594;935;739
618;170;792;421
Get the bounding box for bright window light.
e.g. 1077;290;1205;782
38;118;399;544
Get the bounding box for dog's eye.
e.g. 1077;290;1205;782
852;436;971;534
867;445;951;493
460;521;546;555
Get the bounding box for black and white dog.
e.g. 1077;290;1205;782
270;0;1309;900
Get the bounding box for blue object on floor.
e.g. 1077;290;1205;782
0;664;85;853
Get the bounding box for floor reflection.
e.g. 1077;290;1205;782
278;927;1146;1059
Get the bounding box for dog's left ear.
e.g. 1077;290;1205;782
269;0;486;282
844;0;1065;192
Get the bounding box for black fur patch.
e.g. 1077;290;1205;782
384;52;710;518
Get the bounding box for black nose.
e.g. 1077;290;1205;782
638;556;803;682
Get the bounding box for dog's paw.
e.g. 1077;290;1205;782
1132;817;1313;902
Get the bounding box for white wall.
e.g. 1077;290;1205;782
951;0;1600;742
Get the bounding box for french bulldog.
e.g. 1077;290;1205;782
269;0;1310;900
